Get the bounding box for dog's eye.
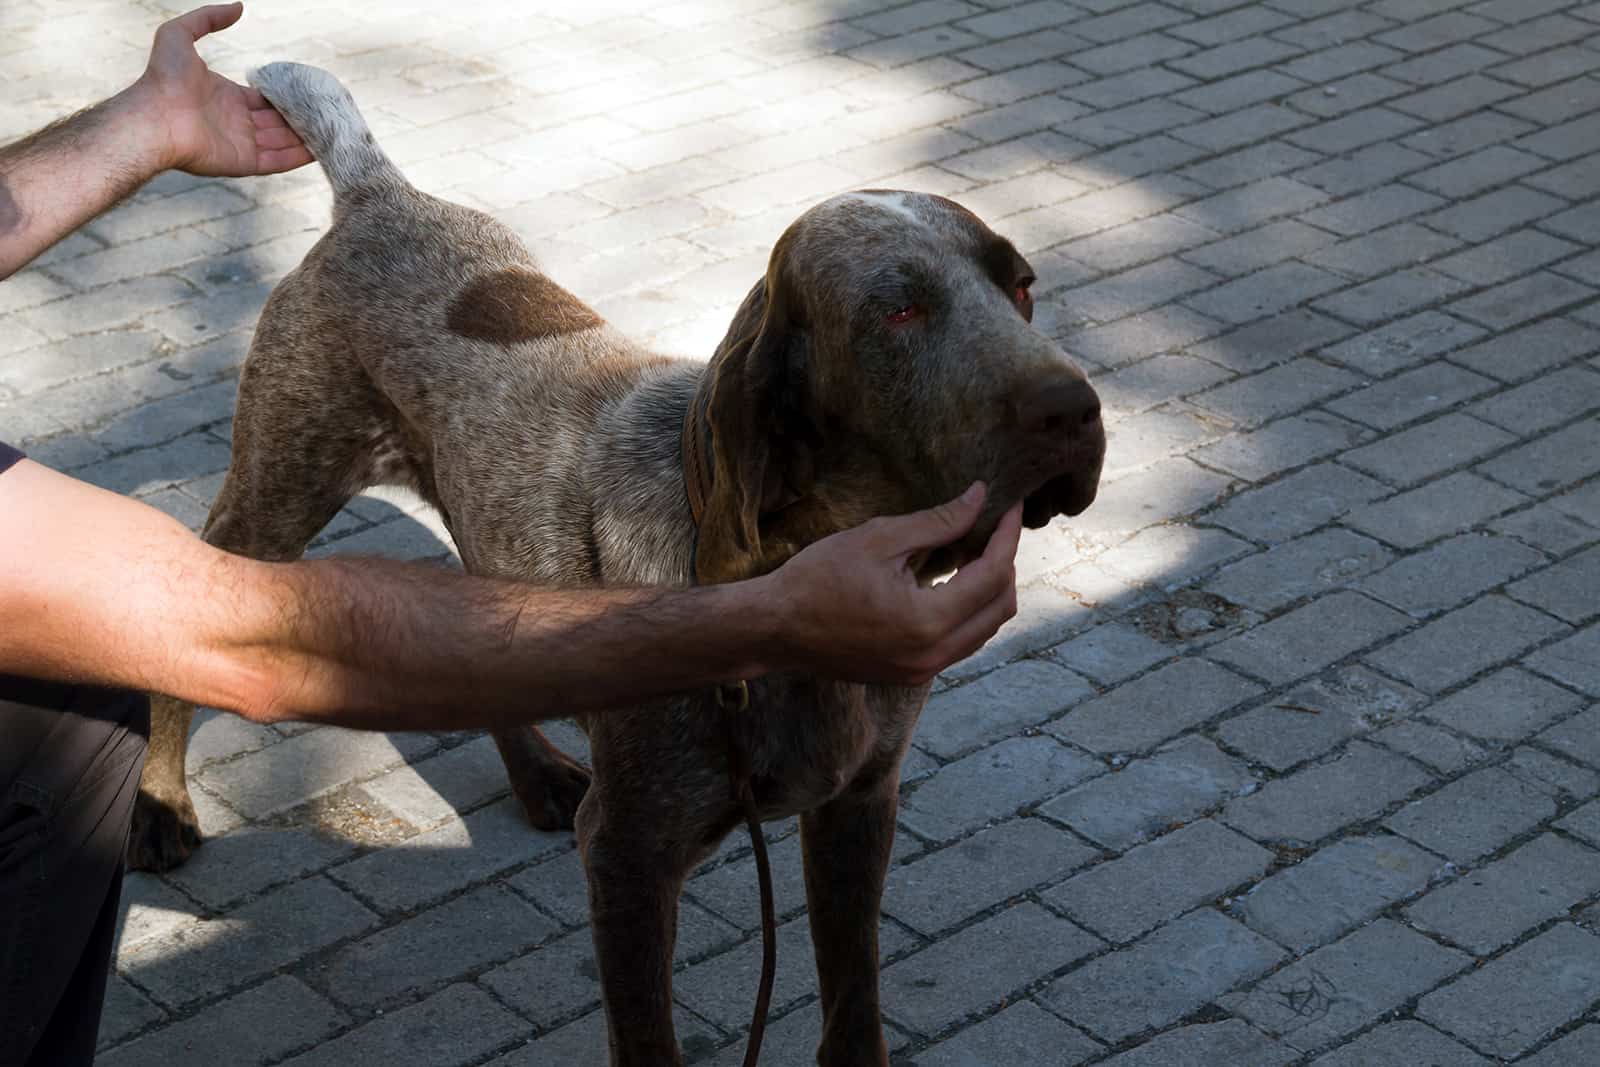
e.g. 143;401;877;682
1014;279;1034;322
886;304;922;324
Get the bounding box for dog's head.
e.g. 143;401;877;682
693;190;1105;584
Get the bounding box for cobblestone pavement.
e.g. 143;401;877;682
6;0;1600;1062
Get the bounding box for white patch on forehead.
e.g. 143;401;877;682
843;191;928;228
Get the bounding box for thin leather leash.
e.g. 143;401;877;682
682;392;777;1067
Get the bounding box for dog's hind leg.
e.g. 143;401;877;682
491;726;590;832
130;315;375;870
801;775;899;1067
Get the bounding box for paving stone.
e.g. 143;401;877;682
1042;910;1286;1042
1182;308;1356;373
1302;222;1461;281
1050;658;1262;755
1207;530;1394;613
910;1000;1104;1066
1359;532;1546;616
1343;413;1519;488
1369;595;1570;692
329;797;571;913
1470;366;1600;436
196;726;438;820
1208;592;1412;686
1417;924;1600;1058
899;736;1104;842
1194;411;1372;482
1537;704;1600;769
1510;545;1600;623
1407;833;1600;954
1209;463;1390;542
1064;457;1234;538
1041;736;1254;849
1190;358;1359;427
1327;362;1497;432
99;977;344;1067
1309;1020;1490;1066
97;975;166;1051
1047;622;1172;685
1507;744;1600;802
1044;820;1273;942
478;927;608;1031
1320;311;1487;376
1386;765;1557;862
1216;665;1426;772
1450;318;1600;384
165;826;356;910
322;884;562;1008
884;818;1100;936
1374;719;1493;775
1239;834;1440;952
916;660;1095;759
121;877;377;1009
357;734;513;829
1091;522;1252;588
1097;1019;1294;1066
1522;1025;1600;1067
882;902;1102;1035
1224;920;1469;1052
940;582;1094;682
493;1004;719;1065
1450;271;1596;331
1224;742;1434;845
1423;667;1584;742
279;983;528;1067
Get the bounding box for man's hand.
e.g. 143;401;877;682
128;2;311;176
764;484;1023;685
0;2;310;278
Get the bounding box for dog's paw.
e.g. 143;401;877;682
512;750;592;832
126;787;202;871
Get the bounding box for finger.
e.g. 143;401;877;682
257;144;314;173
243;87;270;110
867;481;988;555
248;106;292;131
168;2;244;43
932;502;1021;611
255;125;304;150
910;581;1018;680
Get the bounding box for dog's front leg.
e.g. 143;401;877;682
581;812;686;1066
801;777;898;1067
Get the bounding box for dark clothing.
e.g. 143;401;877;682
0;441;150;1066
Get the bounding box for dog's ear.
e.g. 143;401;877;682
696;254;822;584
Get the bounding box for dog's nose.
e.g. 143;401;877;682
1018;379;1101;438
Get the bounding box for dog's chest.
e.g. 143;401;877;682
741;677;925;817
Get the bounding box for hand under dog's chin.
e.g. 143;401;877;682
912;470;1099;584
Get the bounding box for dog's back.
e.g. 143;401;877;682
248;63;694;585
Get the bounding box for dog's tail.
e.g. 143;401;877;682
248;62;402;196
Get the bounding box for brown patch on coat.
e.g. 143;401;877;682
447;267;601;343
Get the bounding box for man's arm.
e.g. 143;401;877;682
0;2;309;278
0;459;1019;728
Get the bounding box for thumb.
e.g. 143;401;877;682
169;2;244;44
878;482;988;554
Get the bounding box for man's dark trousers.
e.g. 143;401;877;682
1;678;150;1066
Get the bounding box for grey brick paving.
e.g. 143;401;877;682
1417;924;1600;1058
1043;819;1272;942
1237;833;1440;951
1385;765;1557;862
1042;909;1286;1041
25;1;1600;1061
1224;919;1470;1052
